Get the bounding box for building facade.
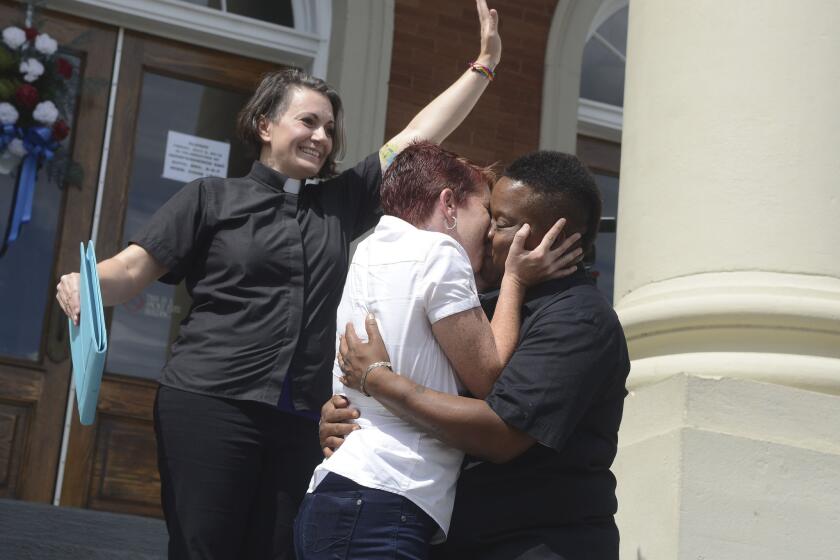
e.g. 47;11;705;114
0;1;837;558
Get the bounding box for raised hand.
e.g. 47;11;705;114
476;0;501;68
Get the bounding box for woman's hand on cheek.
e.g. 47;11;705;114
503;219;584;287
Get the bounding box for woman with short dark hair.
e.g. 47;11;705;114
55;2;503;558
236;68;345;179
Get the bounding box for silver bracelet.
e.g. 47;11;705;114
361;361;392;397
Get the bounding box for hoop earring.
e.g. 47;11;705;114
445;216;458;230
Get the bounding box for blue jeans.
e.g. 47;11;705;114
294;473;438;559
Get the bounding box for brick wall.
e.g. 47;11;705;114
385;0;559;169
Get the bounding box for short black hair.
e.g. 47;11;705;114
236;68;345;178
503;151;602;251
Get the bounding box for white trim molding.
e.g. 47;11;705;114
616;271;840;395
540;0;602;153
54;27;126;506
542;0;630;149
292;0;332;77
577;97;623;142
326;0;394;168
291;0;330;35
42;0;331;72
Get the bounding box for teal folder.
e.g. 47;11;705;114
68;241;107;426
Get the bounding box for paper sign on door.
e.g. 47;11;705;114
162;130;230;183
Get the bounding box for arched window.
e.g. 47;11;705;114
578;1;627;304
580;3;627;109
180;0;294;28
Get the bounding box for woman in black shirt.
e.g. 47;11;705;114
55;2;502;558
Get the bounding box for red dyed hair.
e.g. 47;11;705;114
380;141;494;226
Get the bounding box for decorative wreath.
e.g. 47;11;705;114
0;12;76;254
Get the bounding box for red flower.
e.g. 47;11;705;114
24;27;38;41
57;58;73;79
15;84;39;110
52;119;70;141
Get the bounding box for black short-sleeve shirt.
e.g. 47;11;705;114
130;154;382;410
439;270;630;556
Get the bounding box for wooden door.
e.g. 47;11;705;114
0;2;116;503
58;31;278;517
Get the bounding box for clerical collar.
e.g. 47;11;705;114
284;178;301;194
248;161;319;194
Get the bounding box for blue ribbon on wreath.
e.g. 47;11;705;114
6;125;59;244
0;124;17;152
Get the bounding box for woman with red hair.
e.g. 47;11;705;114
294;142;582;559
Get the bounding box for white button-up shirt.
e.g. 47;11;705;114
308;215;481;542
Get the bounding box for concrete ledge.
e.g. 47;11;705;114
614;272;840;394
615;374;840;560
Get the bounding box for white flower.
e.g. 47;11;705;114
2;27;26;50
7;138;27;157
34;33;58;56
33;100;58;125
0;102;18;125
20;58;45;82
0;150;21;175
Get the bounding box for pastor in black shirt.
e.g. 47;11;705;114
132;154;381;412
55;19;503;557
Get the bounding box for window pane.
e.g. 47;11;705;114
594;173;619;219
597;6;628;57
591;229;616;305
590;173;620;305
580;39;625;107
179;0;222;7
0;53;82;360
226;0;294;27
105;72;252;379
580;6;628;107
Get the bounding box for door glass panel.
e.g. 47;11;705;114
105;72;252;378
0;53;82;361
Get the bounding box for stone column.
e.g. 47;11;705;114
612;1;840;558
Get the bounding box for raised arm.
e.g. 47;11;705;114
379;0;501;170
56;244;168;325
